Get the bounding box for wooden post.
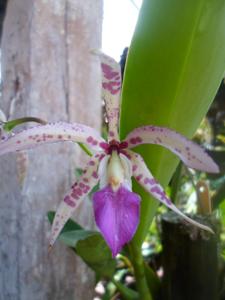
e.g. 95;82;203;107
161;212;219;300
0;0;102;299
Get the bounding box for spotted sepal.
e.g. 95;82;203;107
0;122;105;155
99;52;121;141
124;126;219;173
49;153;104;248
128;150;214;233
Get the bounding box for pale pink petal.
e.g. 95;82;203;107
0;122;105;155
99;52;121;141
124;126;219;173
93;185;140;257
128;150;214;233
49;153;104;247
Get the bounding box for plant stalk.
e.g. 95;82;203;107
112;278;138;300
129;242;153;300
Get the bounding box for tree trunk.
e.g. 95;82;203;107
161;212;219;300
0;1;102;299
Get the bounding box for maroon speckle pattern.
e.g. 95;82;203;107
124;125;216;171
132;165;138;172
144;178;157;185
87;136;98;146
136;174;143;181
130;137;143;145
77;188;82;196
121;151;131;159
0;122;104;158
71;182;78;188
175;148;181;153
87;136;93;143
109;131;115;137
99;153;105;160
92;171;98;179
99;140;128;155
102;82;120;95
150;186;171;205
71;181;91;200
101;62;121;95
100;142;109;150
119;141;128;149
101;63;118;80
64;196;76;207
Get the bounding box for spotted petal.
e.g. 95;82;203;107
49;153;103;248
99;52;121;141
128;150;213;233
0;122;105;155
124;126;219;173
93;185;140;257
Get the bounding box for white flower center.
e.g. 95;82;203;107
98;151;132;192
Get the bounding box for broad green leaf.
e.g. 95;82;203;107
76;234;116;278
47;212;116;278
120;0;225;247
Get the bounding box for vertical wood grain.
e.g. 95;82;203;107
0;1;102;299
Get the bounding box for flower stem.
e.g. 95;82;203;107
78;142;93;157
128;242;153;300
3;117;47;131
111;278;138;300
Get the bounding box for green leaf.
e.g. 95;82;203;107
213;181;225;208
77;142;93;157
48;211;82;233
47;212;116;278
112;278;138;300
76;233;116;278
3;117;46;131
120;0;225;247
58;230;96;247
219;200;225;227
144;263;160;298
74;167;84;178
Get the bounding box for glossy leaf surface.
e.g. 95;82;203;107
120;0;225;246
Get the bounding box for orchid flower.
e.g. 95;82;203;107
0;53;219;257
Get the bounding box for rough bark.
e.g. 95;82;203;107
0;0;102;299
161;212;219;300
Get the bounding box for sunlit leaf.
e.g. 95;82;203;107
120;0;225;246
